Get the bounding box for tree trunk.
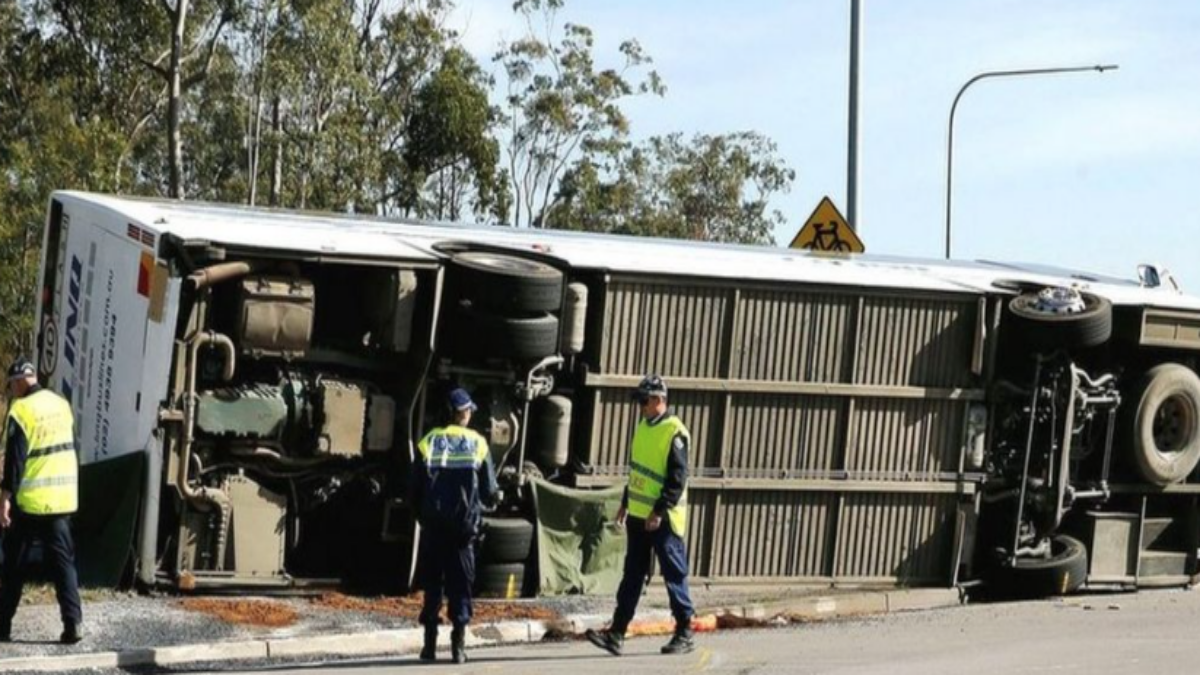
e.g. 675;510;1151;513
248;1;271;206
269;96;282;206
167;0;190;199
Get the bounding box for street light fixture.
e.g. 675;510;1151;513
943;64;1118;260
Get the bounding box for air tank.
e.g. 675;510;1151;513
560;283;587;355
533;395;572;469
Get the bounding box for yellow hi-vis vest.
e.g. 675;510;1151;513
8;389;78;515
417;425;490;468
626;415;689;537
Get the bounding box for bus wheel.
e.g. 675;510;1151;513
1007;288;1112;351
450;307;559;361
480;516;535;564
990;535;1087;598
475;561;529;598
450;251;564;313
1130;364;1200;485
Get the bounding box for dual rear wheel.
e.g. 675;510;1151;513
445;252;564;362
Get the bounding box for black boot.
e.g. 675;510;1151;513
60;621;83;645
0;619;11;643
451;625;467;664
419;625;437;662
661;624;694;655
585;627;625;656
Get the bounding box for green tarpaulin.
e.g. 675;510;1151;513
76;452;145;587
531;478;627;596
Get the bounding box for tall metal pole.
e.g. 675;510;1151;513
846;0;862;231
944;64;1117;260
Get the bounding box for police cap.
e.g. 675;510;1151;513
6;357;34;382
632;374;668;402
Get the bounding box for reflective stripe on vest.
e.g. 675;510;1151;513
8;389;78;515
626;415;689;537
417;425;490;469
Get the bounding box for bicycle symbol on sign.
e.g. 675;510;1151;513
803;222;853;252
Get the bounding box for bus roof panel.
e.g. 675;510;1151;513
55;191;1200;310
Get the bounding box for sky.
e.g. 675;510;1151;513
447;0;1200;285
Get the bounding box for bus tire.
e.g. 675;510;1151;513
475;562;528;598
1130;364;1200;485
450;252;564;313
480;516;535;564
451;308;558;361
1007;291;1112;351
991;535;1087;598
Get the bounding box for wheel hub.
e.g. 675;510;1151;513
1154;394;1196;454
1031;286;1086;315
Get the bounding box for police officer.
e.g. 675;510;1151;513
587;374;695;657
0;358;83;644
411;387;498;664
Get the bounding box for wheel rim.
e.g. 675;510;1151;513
460;252;546;274
1030;286;1087;315
1011;536;1075;567
1153;393;1197;455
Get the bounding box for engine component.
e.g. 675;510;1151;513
196;384;290;440
316;379;367;457
369;270;418;353
533;394;572;469
560;282;588;355
237;276;315;359
365;394;396;453
226;475;287;577
486;394;520;459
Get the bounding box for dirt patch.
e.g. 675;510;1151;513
473;599;559;623
314;592;559;623
313;592;424;618
179;598;300;627
717;613;770;629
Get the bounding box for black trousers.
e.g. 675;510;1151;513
417;527;475;629
0;513;83;627
612;517;695;633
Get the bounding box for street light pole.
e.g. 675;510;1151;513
944;64;1118;260
846;0;862;231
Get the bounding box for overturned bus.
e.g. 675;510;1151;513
32;191;1200;595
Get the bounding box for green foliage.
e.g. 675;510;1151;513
0;0;796;366
403;47;503;220
496;0;664;227
546;132;794;245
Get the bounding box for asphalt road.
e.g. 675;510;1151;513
195;588;1200;675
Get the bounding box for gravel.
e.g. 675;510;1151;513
0;587;420;662
1;581;868;672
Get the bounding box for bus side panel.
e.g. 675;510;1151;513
35;197;179;586
38;199;163;464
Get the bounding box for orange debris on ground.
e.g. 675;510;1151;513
313;592;560;623
179;598;299;628
625;613;718;637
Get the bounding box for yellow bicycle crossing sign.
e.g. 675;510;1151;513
789;196;864;253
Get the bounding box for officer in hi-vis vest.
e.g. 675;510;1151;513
411;387;498;665
588;374;695;656
0;358;83;644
